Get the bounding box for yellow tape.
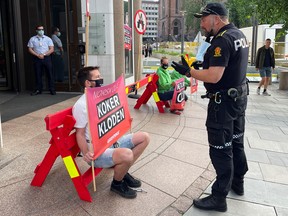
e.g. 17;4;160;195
148;76;152;82
152;92;160;102
63;156;79;178
125;87;128;94
137;82;140;89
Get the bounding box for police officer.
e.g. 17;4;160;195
171;3;249;212
28;25;56;95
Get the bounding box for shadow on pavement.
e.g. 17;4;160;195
0;91;80;122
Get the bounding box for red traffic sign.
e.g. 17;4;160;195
134;10;147;34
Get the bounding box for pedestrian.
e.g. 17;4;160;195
28;25;56;95
73;66;150;199
145;44;148;58
171;2;249;212
255;38;275;96
51;27;64;82
148;44;153;57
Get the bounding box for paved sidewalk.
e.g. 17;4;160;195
0;81;287;216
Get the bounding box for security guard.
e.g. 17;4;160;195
171;2;249;212
28;25;55;96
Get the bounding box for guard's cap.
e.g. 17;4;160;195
194;3;228;18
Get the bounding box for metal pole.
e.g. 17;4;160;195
181;13;184;54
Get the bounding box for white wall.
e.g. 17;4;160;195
241;24;288;59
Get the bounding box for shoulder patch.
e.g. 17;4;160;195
216;30;227;38
214;47;222;57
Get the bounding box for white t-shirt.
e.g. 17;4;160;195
72;94;91;141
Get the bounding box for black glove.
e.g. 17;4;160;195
171;61;191;77
181;55;190;68
191;61;202;70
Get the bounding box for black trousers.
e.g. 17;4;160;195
33;56;54;91
206;95;248;197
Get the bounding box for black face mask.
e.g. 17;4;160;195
162;64;169;69
89;78;103;87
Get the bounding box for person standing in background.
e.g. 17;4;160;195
28;25;56;95
255;38;275;96
51;27;64;82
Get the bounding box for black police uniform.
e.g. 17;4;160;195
203;23;249;198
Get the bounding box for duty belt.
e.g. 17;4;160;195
201;83;248;104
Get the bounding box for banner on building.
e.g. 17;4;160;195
170;78;186;111
124;24;132;50
85;75;132;159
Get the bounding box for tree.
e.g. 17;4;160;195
227;0;288;37
183;0;204;39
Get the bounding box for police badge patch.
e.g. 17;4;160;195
214;47;222;57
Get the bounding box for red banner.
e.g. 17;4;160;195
170;78;186;111
124;24;132;50
190;78;198;94
85;75;132;160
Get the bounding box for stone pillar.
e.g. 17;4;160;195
113;0;125;79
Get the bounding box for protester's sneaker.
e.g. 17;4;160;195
263;91;271;96
123;173;141;188
256;88;260;95
110;180;137;199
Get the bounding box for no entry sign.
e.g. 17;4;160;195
134;10;147;34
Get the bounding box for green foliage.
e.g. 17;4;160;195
183;0;202;33
227;0;288;36
154;49;195;57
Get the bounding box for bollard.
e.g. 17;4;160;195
279;71;288;90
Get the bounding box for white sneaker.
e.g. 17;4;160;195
256;88;260;95
263;91;271;96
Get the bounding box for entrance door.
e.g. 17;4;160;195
0;0;12;90
47;0;82;92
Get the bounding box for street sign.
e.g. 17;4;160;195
134;10;147;34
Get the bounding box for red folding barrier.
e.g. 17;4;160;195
134;74;170;113
30;107;103;202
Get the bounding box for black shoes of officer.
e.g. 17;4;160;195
193;194;227;212
123;172;141;188
50;90;56;95
231;180;244;195
30;90;42;96
31;90;56;95
110;180;137;199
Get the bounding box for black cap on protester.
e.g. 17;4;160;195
194;3;228;18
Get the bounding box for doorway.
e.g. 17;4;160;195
0;0;12;90
47;0;82;92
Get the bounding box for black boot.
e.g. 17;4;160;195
231;179;244;195
193;194;227;212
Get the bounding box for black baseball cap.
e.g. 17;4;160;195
194;3;228;18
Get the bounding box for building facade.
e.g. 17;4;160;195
0;0;140;93
142;0;159;43
158;0;184;42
